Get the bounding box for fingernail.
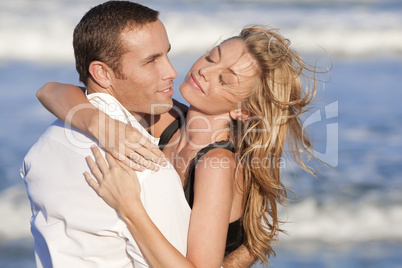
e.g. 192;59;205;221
161;157;169;167
137;166;145;172
159;159;166;166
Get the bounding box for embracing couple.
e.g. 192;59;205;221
21;1;318;267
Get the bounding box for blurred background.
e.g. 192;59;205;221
1;0;401;267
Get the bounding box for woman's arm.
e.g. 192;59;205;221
37;82;164;170
222;245;256;268
186;149;235;267
37;82;95;134
85;146;235;268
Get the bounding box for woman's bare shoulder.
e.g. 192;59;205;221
195;148;235;181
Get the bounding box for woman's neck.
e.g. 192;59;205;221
178;106;231;151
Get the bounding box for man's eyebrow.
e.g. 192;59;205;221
142;52;162;63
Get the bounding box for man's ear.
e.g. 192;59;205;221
88;61;112;89
229;108;251;121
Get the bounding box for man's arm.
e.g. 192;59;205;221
222;245;257;268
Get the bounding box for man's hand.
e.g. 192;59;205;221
222;245;256;268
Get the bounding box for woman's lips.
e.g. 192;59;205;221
189;74;204;93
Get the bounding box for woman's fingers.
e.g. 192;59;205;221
116;158;136;176
124;126;166;165
126;150;160;171
84;171;100;192
84;145;143;210
125;143;165;166
110;141;163;171
97;118;166;169
116;153;147;172
90;143;161;174
125;128;159;150
126;158;148;172
105;151;119;169
104;151;144;174
85;155;104;182
90;145;109;174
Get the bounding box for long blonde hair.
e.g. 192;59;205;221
231;25;318;263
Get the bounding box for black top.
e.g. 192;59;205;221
158;112;187;150
159;118;244;256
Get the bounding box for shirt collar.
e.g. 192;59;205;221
86;93;159;145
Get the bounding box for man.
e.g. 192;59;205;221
20;2;190;267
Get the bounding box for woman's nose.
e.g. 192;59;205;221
199;65;213;81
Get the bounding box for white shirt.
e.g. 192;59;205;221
20;93;191;268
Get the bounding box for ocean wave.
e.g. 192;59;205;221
2;183;401;243
0;184;31;240
1;0;401;62
278;198;402;244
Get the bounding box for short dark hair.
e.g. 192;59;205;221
73;1;159;85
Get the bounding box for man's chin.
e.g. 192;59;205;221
149;101;173;115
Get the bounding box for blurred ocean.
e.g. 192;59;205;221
1;0;402;267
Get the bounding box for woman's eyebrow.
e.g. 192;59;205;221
218;45;237;76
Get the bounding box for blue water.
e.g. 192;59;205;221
1;0;402;267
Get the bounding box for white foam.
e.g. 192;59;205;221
0;0;401;62
2;182;401;243
0;184;32;240
278;198;402;244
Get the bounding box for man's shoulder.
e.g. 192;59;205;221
31;119;98;156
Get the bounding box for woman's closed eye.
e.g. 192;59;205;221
205;54;226;85
205;55;214;63
219;75;226;86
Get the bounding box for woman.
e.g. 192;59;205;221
37;25;318;267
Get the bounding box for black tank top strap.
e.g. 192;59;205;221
158;112;187;150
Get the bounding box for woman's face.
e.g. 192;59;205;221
179;38;258;115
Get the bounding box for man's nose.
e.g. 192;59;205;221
165;58;177;80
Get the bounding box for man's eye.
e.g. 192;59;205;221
145;57;158;64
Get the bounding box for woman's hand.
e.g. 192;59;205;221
92;114;165;172
84;145;142;212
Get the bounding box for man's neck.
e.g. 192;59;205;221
86;78;114;96
87;83;149;132
135;112;152;132
86;80;149;127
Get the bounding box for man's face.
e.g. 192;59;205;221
110;19;177;118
